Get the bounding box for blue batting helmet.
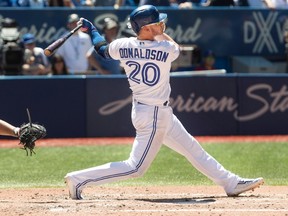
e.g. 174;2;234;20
129;5;167;34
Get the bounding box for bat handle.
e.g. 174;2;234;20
71;24;83;34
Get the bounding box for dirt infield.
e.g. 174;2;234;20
0;186;287;216
0;136;288;216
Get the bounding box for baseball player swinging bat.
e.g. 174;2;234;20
44;24;82;56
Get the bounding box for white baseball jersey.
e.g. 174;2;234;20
109;37;180;106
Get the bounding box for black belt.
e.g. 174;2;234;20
136;100;169;106
163;101;169;106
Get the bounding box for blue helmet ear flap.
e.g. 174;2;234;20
129;18;140;34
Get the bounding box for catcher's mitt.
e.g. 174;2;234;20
18;109;46;156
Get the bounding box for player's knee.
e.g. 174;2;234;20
125;162;146;178
131;168;145;178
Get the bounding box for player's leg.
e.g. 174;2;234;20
65;104;170;199
163;114;240;194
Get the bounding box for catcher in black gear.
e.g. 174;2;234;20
0;109;46;156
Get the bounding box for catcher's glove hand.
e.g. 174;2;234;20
18;109;46;156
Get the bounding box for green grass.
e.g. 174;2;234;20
0;142;287;188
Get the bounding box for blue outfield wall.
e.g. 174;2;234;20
0;76;87;138
0;75;287;138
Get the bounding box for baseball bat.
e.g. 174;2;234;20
44;24;83;57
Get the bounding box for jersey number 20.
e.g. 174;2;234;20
127;61;160;86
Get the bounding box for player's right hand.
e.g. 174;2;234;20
78;18;96;33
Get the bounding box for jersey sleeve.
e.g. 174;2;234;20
165;41;180;62
108;38;127;60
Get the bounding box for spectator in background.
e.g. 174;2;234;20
234;0;249;6
47;0;66;6
56;13;92;74
93;0;126;9
170;0;193;8
171;0;287;7
122;0;138;7
265;0;288;8
202;0;235;7
21;33;51;75
50;54;68;75
66;0;94;7
241;0;264;7
138;0;170;6
242;0;286;8
189;0;203;6
0;0;18;6
86;17;122;74
17;0;48;7
194;50;216;71
139;0;193;8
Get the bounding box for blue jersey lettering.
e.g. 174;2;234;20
118;48;169;62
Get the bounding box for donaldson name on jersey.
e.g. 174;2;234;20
119;48;169;62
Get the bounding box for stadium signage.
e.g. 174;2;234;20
98;83;288;122
243;11;282;53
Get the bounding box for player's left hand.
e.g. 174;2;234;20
78;18;97;33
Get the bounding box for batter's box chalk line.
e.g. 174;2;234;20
136;197;216;204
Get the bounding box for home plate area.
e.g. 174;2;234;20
0;185;287;216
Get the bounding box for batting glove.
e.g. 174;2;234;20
78;18;97;34
78;18;106;47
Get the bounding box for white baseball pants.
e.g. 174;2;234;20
66;102;240;194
